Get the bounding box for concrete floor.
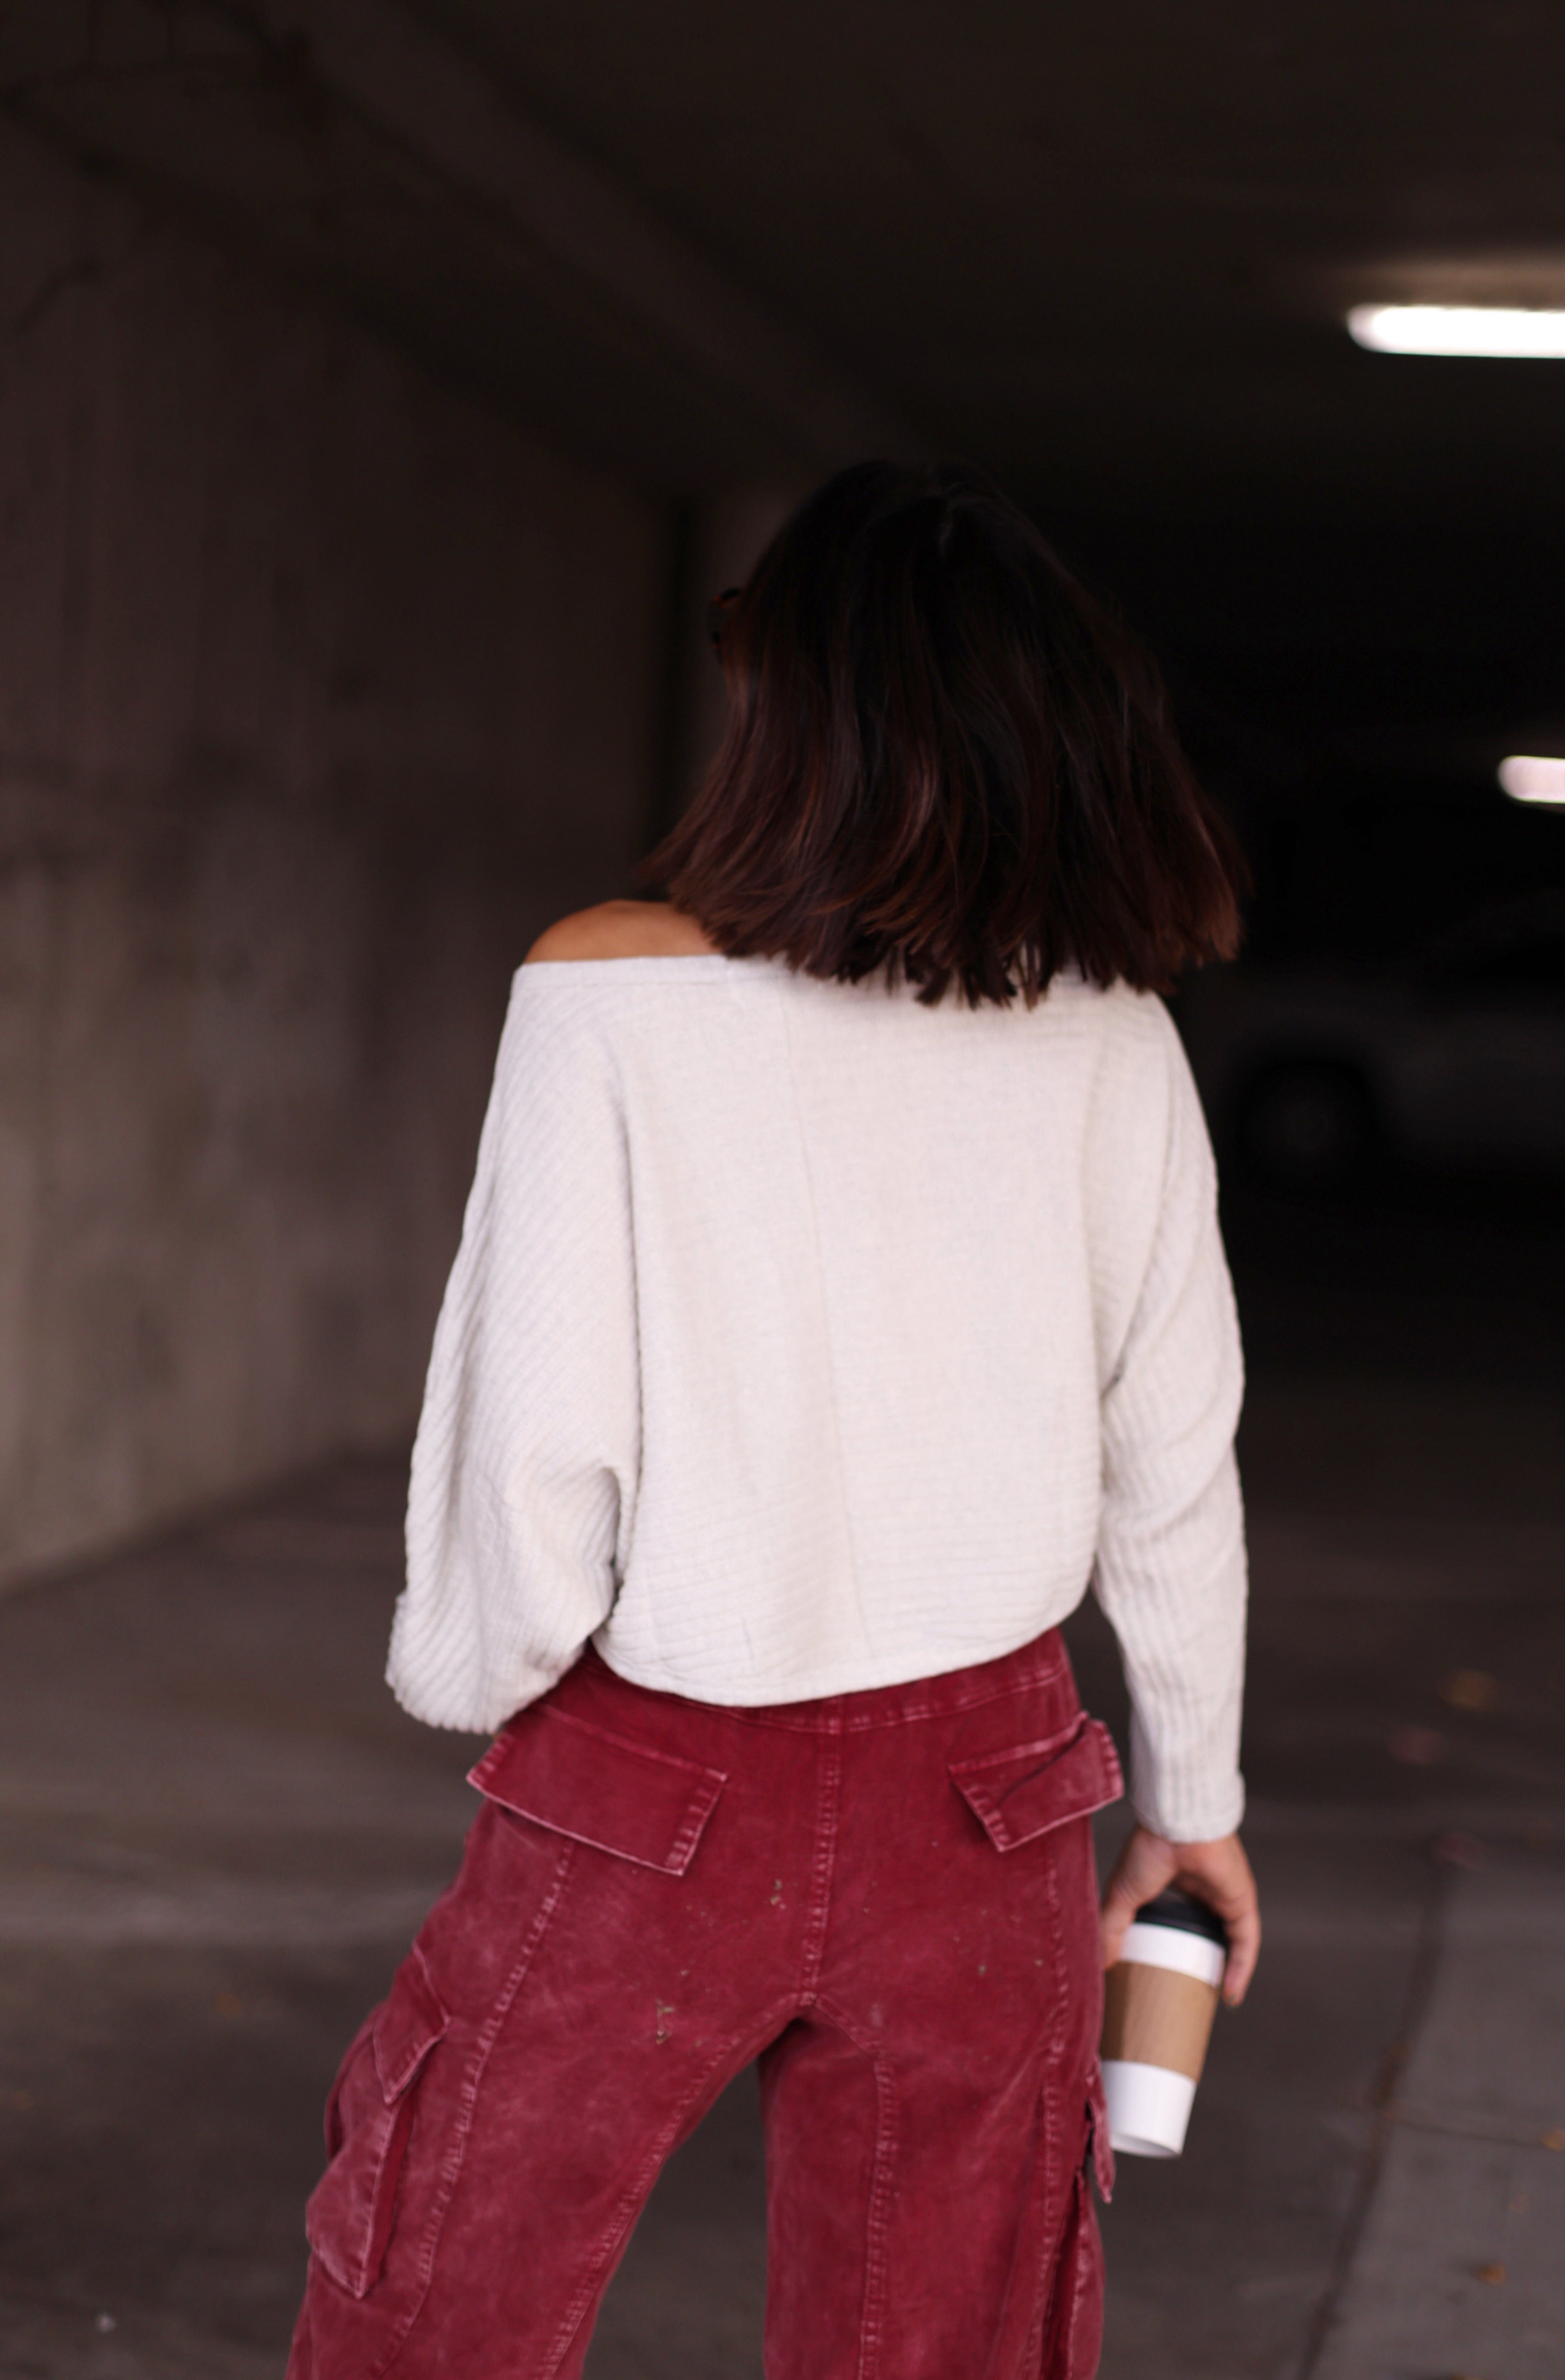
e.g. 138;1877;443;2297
2;1174;1563;2380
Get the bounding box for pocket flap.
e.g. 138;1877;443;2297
468;1707;727;1875
950;1715;1122;1852
309;1954;450;2297
373;1949;449;2101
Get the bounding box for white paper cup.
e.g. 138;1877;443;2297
1101;1898;1228;2158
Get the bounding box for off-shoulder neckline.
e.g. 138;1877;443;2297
516;953;782;981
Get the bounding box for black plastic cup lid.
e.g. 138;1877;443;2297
1132;1888;1228;1947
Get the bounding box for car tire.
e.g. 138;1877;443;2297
1238;1061;1378;1191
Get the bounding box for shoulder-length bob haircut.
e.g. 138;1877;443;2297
644;461;1245;1006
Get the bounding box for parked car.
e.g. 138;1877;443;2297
1176;891;1565;1187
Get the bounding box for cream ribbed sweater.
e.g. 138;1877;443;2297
391;956;1247;1841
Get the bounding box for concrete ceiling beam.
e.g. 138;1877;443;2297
233;0;921;471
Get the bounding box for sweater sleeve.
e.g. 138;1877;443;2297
389;976;641;1732
1092;1019;1247;1841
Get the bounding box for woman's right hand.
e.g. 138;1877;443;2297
1099;1824;1261;2005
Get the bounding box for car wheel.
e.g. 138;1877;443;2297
1238;1062;1377;1190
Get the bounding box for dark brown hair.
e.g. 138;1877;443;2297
643;461;1245;1006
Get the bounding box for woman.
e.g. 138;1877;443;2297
288;462;1260;2380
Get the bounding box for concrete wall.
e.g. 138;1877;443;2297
0;118;666;1584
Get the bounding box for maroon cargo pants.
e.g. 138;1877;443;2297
288;1630;1120;2380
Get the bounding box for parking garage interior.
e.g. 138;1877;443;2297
0;7;1563;2377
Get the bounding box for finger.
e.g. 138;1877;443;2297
1099;1892;1135;1969
1099;1830;1177;1966
1220;1905;1261;2004
1098;1861;1137;1966
1164;1843;1260;2004
1173;1872;1250;1933
1171;1866;1259;2002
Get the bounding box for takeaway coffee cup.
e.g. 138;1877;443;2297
1101;1889;1228;2157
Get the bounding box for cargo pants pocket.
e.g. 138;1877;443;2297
1039;2152;1105;2380
468;1703;727;1873
300;1700;727;2334
949;1712;1122;1850
305;1947;450;2299
1039;2066;1113;2380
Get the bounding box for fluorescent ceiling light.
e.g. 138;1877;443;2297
1349;304;1565;356
1498;756;1565;806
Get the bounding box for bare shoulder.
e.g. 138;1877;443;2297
523;899;717;965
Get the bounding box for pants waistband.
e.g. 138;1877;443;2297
581;1627;1071;1733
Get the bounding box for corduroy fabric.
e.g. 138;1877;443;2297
392;955;1246;1840
288;1632;1118;2380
